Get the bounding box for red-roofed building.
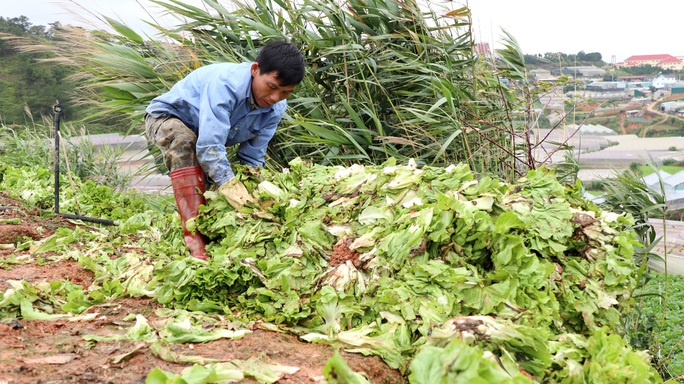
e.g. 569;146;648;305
619;54;683;70
659;56;684;70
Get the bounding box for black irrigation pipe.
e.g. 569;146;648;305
53;103;116;226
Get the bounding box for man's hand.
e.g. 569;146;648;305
219;178;257;209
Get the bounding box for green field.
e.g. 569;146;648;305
639;166;684;176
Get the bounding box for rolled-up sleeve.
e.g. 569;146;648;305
196;81;237;185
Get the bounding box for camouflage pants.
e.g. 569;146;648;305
144;114;200;171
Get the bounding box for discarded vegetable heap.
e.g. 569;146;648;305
148;158;660;383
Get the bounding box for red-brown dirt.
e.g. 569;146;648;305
0;193;405;384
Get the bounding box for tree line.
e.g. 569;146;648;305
524;50;604;68
1;16;135;134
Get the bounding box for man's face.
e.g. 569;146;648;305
250;62;296;108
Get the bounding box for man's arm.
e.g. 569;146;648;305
196;81;238;186
236;114;280;168
197;144;235;185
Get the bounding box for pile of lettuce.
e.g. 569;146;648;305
148;158;660;382
0;159;663;382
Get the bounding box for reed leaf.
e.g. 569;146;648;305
5;0;542;182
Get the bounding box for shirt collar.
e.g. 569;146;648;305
250;91;261;110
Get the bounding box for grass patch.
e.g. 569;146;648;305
634;272;684;379
586;116;620;131
639;166;684;176
645;125;684;138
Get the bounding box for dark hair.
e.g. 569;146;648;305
256;40;305;86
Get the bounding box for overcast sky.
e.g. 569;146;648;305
3;0;682;63
465;0;682;63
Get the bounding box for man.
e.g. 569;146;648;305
145;40;306;260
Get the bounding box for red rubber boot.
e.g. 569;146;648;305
170;166;209;260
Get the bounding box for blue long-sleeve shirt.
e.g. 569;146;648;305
146;62;286;185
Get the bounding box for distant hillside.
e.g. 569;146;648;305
0;16;78;125
0;16;136;134
524;51;605;70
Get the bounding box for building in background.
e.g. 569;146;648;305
560;65;607;78
652;73;678;89
618;54;684;70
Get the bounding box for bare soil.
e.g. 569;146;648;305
0;193;405;384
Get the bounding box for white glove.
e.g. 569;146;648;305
218;178;257;209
